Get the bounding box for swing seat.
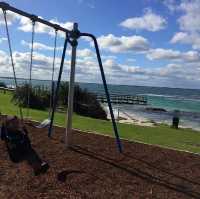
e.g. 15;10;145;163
1;125;31;162
35;119;51;128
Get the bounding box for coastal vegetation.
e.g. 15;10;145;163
1;91;200;154
0;82;6;88
11;82;107;119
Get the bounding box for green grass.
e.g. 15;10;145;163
1;91;200;154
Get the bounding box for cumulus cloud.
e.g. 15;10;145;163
17;16;73;37
171;32;200;50
21;40;63;51
178;0;200;33
147;48;200;62
97;34;149;53
0;48;95;80
163;0;178;12
0;37;7;43
0;50;64;79
0;10;20;25
20;40;94;60
120;8;167;32
76;48;94;57
169;1;200;50
1;48;200;88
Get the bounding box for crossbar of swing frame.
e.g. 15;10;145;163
0;2;71;34
0;2;123;153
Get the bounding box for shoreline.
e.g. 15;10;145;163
105;106;156;127
117;110;156;127
104;105;200;131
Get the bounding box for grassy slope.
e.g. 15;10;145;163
1;91;200;153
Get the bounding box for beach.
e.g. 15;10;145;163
104;104;200;131
105;106;156;127
1;78;200;131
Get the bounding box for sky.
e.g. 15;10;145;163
0;0;200;89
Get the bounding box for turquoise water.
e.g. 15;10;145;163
1;77;200;130
147;95;200;113
80;82;200;114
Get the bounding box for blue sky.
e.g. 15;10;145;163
0;0;200;89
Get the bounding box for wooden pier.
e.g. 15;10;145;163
96;93;147;105
0;86;14;93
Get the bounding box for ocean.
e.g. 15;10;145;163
1;77;200;131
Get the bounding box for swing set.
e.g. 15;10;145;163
0;2;123;153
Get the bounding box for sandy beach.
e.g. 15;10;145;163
105;106;156;127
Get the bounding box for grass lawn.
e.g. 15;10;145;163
1;91;200;154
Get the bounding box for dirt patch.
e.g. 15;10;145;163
0;120;200;198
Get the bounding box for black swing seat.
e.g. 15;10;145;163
1;125;31;162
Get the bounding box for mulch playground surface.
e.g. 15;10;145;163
0;122;200;198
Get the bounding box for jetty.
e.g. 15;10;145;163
0;86;14;93
96;93;147;105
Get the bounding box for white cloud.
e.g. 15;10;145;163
18;16;73;37
0;50;65;79
171;32;200;50
120;8;167;32
77;48;94;57
147;48;200;62
163;0;178;12
49;19;73;33
0;37;7;43
97;34;149;53
170;32;188;43
0;10;20;25
20;40;94;59
178;0;200;33
21;40;63;51
169;1;200;50
147;48;180;60
66;48;94;59
18;16;50;33
1;48;200;88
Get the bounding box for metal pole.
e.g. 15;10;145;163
65;24;78;147
48;35;68;137
80;33;123;153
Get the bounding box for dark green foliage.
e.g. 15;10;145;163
59;82;107;120
0;82;6;87
12;82;107;120
12;84;50;110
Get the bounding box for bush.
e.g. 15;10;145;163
12;82;107;120
12;84;50;110
0;82;6;87
59;82;107;120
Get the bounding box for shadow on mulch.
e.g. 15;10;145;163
57;170;84;182
70;145;200;199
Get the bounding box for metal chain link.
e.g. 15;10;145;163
3;9;24;120
26;20;35;118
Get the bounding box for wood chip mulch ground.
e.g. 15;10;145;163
0;122;200;199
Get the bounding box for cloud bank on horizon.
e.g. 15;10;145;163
0;0;200;89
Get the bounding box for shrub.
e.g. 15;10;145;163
0;82;6;87
59;82;107;120
12;82;107;120
12;84;50;110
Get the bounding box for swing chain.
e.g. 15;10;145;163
2;9;24;120
26;17;36;118
52;29;58;81
49;29;58;115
